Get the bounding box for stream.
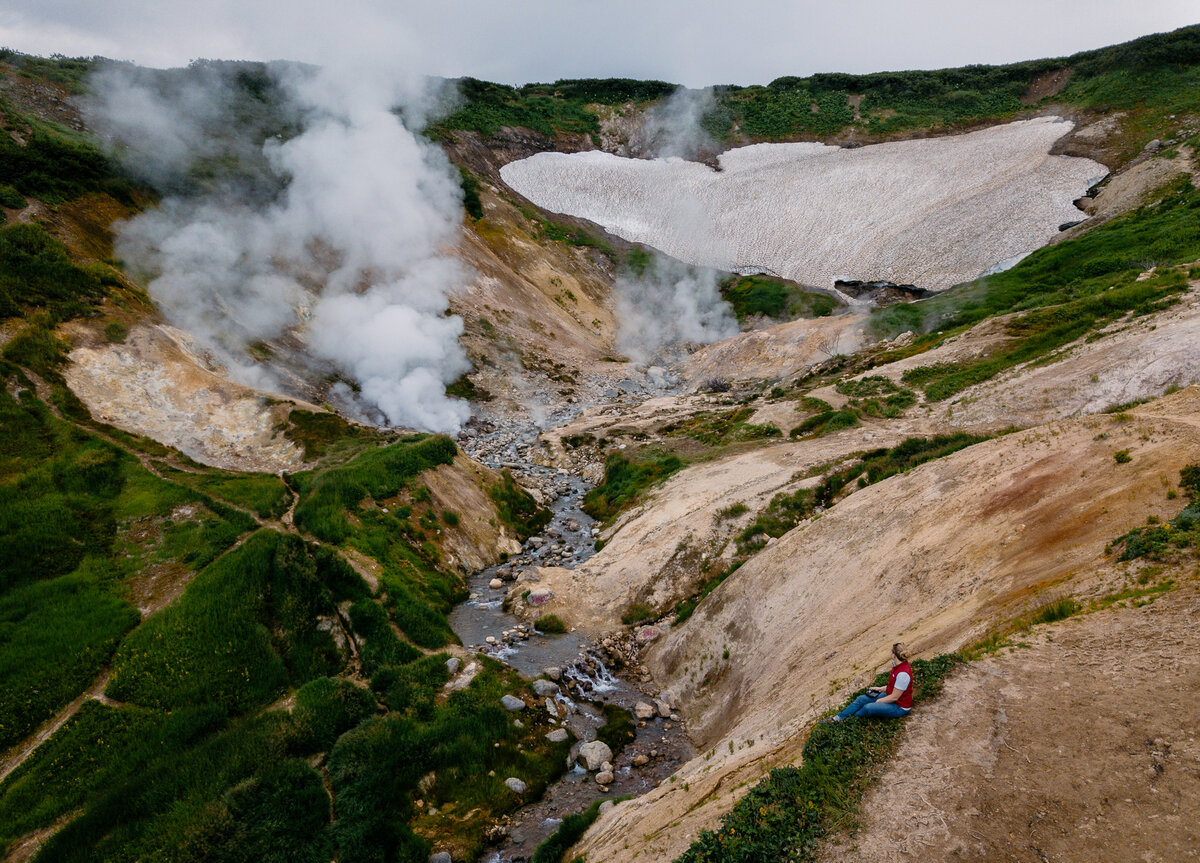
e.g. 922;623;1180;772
447;464;695;862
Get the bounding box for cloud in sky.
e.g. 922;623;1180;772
2;0;1197;86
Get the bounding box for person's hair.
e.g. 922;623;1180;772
892;642;910;662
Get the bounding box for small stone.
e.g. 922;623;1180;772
543;666;562;681
600;761;612;773
528;588;554;607
634;701;656;720
545;728;569;743
598;800;614;815
445;657;461;674
632;754;650;767
501;694;526;712
513;719;523;728
596;771;615;785
654;699;671;719
485;636;497;645
429;853;452;863
505;777;527;795
532;679;560;697
489;578;504;589
578;740;613;771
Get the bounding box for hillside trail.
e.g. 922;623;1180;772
818;578;1200;863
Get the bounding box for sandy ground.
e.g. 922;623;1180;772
820;579;1200;863
501;118;1105;293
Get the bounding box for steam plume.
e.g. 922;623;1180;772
614;255;738;364
90;61;472;432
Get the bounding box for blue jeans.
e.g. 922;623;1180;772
835;692;909;720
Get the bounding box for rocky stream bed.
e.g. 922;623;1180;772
448;451;694;862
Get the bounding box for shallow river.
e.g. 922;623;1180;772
448;466;695;862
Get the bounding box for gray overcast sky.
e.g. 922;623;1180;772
1;1;1197;87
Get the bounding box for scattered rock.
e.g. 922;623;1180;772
504;777;527;795
632;754;650;767
634;701;657;720
528;588;554;606
445;657;460;675
485;636;497;645
596;770;615;785
489;578;504;589
598;800;615;815
429;853;452;863
545;728;569;743
578;740;613;771
543;666;562;681
654;699;672;719
501;694;526;712
532;679;560;697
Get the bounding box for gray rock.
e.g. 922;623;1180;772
578;740;613;771
532;679;560;697
633;701;656;720
445;657;460;675
655;699;672;719
595;770;615;785
501;694;526;712
543;666;562;681
504;777;527;795
428;854;452;863
598;800;615;815
632;753;650;767
545;728;570;743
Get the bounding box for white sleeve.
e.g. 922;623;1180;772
894;672;911;693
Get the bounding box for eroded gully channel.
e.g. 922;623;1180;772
448;464;695;862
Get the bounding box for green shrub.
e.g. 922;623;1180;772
0;570;139;748
292;434;457;542
620;603;656;625
103;321;128;343
348;599;422;674
720;276;838;321
107;531;342;712
371;654;451;718
291;677;377;753
489;469;552;540
790;408;859;437
1032;597;1078;625
535;614;567;633
532;798;612;863
1114;449;1132;463
0;222;104;322
583;452;685;522
595;702;635;756
0;184;24;209
460;167;484;219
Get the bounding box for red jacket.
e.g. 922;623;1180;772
887;661;914;709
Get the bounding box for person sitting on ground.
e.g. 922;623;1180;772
827;642;914;721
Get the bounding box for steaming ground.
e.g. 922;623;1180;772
501;117;1107;293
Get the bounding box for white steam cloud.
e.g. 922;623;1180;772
614;256;738;365
93;61;472;433
641;86;717;160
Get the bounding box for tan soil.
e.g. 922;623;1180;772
572;386;1200;862
63;322;310;472
1021;68;1074;105
820;579;1200;863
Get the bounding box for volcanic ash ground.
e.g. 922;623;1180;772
500;117;1108;293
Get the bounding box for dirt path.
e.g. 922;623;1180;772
0;672;115;787
820;578;1200;863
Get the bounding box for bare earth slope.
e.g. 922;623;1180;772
820;580;1200;863
501;118;1105;292
572;387;1200;862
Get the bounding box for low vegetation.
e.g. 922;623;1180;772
720;275;838;322
490;469;552;540
875;178;1200;401
583;451;685;522
1112;465;1200;561
676;655;961;862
